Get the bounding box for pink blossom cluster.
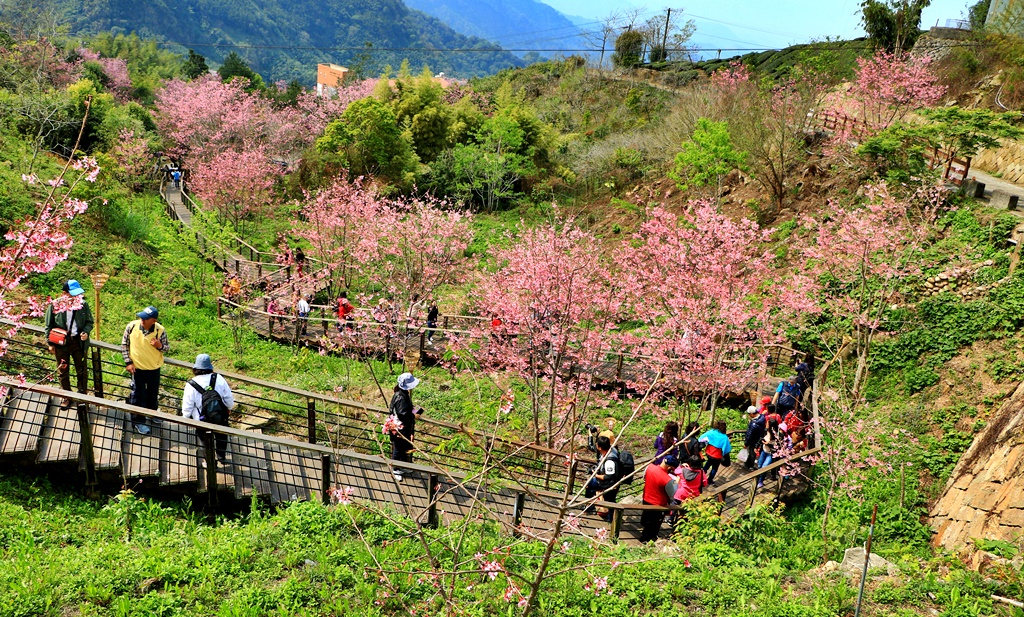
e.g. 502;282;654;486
294;176;473;309
382;414;403;435
155;75;375;168
327;486;355;505
846;50;945;130
76;48;133;102
0;155;100;338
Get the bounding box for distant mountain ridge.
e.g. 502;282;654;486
55;0;522;83
403;0;591;59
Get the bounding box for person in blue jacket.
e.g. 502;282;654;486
699;421;731;485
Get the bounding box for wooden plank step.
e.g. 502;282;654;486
86;406;125;470
229;430;271;499
0;389;47;454
36;400;81;463
196;435;235;494
265;442;314;505
160;421;198;486
122;420;161;478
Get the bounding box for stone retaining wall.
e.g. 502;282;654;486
930;380;1024;550
975;139;1024;185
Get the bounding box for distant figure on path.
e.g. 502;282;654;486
171;169;182;189
425;300;439;343
295;294;310;335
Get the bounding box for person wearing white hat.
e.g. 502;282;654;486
44;280;94;410
182;354;236;464
388;372;422;480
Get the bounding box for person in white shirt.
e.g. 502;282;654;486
181;354;235;463
295;294;311;335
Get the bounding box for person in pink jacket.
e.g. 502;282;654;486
673;456;708;502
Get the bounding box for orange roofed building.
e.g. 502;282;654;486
316;63;350;97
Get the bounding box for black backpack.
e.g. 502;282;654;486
617;449;636;484
188;374;229;423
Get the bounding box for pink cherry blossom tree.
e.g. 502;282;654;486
800;182;943;401
189;146;282;235
847;50;945;130
468;214;621;452
615;201;816;420
1;121;100;360
110;128;150;190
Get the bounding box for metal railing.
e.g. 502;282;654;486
0;324;596;494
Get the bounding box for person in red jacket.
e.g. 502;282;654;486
640;454;678;543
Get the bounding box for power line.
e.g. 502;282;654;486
159;39;991;55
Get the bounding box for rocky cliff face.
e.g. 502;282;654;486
930;380;1024;550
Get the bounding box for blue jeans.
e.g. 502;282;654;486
703;456;722;483
757;450;774;486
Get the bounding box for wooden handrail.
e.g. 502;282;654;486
0;378;448;477
5;320;592;467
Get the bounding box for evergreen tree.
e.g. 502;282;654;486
218;51;261;88
182;49;209;79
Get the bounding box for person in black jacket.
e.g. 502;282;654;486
388;372;422;480
44;280;94;409
743;406;767;470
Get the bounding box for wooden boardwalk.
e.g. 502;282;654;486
0;325;819;544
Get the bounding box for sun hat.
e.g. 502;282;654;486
663;454;679;467
137;306;159;320
747;405;759;415
65;280;85;296
193;354;213;371
761;396;771;405
397;372;420;391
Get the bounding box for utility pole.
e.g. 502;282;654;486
661;8;671;60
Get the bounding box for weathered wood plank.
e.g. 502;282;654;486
0;389;47;454
266;442;313;505
87;406;125;470
36;399;80;463
230;430;271;499
159;421;198;486
122;422;161;478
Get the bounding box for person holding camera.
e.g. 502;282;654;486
584;435;621;520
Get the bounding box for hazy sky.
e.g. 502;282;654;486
539;0;974;51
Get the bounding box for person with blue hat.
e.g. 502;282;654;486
182;354;235;464
387;372;423;480
121;305;169;434
44;280;94;410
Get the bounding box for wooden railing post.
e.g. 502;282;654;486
204;430;218;509
419;331;426;356
307;399;316;444
90;348;104;399
615;354;624;381
512;491;526;537
76;403;96;486
566;459;579;495
427;473;440;528
321;453;331;503
610;508;623;542
747;477;758;508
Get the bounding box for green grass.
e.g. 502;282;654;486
0;471;1005;617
